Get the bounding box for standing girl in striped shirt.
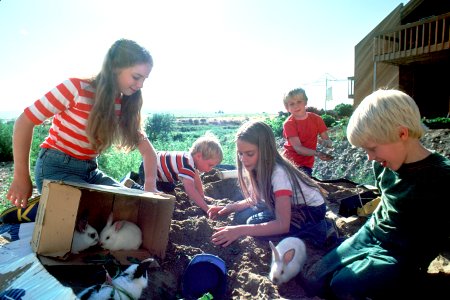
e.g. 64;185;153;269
7;39;158;209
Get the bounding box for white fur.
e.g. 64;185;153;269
77;259;152;300
269;237;307;285
99;213;142;251
71;223;99;254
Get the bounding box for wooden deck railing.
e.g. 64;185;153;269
373;12;450;62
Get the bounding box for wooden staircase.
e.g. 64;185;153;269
373;12;450;64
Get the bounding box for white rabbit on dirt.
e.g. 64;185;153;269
269;237;307;285
77;258;154;300
99;212;142;251
71;210;99;254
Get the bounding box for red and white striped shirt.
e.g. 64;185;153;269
157;151;196;183
24;78;121;160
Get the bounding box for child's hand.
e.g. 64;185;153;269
317;151;334;161
211;226;240;247
207;205;225;219
207;203;235;219
320;139;333;148
7;176;33;208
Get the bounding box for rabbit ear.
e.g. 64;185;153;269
269;241;280;261
76;218;88;232
114;221;124;231
106;213;114;227
134;259;153;279
283;248;296;265
76;209;90;232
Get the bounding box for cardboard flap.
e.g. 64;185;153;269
31;181;81;258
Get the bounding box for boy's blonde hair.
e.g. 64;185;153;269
283;88;308;109
347;89;425;147
190;131;223;161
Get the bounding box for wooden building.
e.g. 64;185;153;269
353;0;450;118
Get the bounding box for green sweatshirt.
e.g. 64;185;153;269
368;152;450;269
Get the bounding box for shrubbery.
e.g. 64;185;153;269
0;121;14;161
144;113;176;141
320;114;337;127
422;117;450;129
334;103;353;118
264;111;288;137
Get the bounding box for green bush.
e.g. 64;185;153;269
329;117;349;141
334;103;353;118
0;121;14;162
422;117;450;129
321;114;336;127
0;120;49;163
265;111;288;138
144;113;176;141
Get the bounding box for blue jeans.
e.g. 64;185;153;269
291;203;328;247
233;201;275;225
34;148;121;193
233;201;328;247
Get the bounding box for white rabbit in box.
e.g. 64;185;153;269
99;212;142;251
71;210;99;254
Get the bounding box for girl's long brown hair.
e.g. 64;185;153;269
87;39;153;153
235;121;325;212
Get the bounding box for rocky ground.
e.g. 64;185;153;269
312;127;450;184
1;129;449;299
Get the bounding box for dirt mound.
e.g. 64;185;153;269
139;170;372;299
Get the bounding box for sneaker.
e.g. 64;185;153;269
0;196;40;223
129;171;142;185
122;178;144;190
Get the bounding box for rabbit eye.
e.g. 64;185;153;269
281;271;284;275
89;233;96;238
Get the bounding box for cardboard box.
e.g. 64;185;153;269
31;180;175;265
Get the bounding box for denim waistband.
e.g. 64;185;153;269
39;147;97;163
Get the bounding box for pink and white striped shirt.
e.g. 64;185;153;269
24;78;121;160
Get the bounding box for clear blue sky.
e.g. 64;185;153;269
0;0;406;117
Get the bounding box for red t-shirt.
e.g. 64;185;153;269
282;113;327;168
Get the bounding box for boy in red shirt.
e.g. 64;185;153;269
282;88;333;176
